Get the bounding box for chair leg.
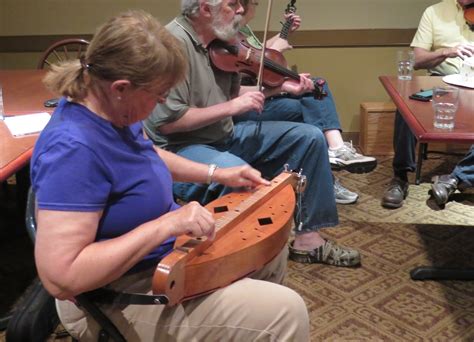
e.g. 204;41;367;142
410;266;474;280
422;143;428;160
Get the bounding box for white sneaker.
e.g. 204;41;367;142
328;141;377;173
334;178;359;204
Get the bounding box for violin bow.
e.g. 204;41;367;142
256;0;274;91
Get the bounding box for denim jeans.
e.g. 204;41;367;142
392;110;417;178
234;78;342;133
452;145;474;187
173;120;339;234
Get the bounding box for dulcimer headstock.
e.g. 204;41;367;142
282;164;307;195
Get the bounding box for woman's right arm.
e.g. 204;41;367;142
35;203;214;300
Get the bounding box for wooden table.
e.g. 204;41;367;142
0;70;54;182
379;75;474;184
380;75;474;281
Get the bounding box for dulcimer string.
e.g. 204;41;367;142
202;172;293;243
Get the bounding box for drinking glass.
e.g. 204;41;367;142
432;86;459;130
397;50;415;80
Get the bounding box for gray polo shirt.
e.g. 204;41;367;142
143;15;240;149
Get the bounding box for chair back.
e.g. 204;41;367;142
37;38;90;69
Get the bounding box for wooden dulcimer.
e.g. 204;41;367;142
152;170;306;306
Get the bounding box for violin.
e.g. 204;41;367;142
279;0;297;40
464;3;474;31
208;36;327;99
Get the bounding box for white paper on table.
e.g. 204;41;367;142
4;112;51;137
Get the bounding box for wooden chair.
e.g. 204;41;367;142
37;38;89;69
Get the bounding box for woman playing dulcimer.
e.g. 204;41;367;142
236;0;377;204
32;10;309;341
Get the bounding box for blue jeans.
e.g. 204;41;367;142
234;78;342;133
452;145;474;187
173;120;339;234
392;110;417;178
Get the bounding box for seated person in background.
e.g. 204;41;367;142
32;10;309;341
382;0;474;209
431;145;474;205
144;0;361;267
236;0;377;204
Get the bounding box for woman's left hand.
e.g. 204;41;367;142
212;165;270;188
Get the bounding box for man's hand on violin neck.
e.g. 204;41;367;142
285;13;301;33
281;73;314;96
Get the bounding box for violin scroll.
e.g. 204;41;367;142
313;78;328;100
285;0;296;14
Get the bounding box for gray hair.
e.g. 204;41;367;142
181;0;223;17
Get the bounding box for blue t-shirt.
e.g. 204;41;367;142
31;98;178;272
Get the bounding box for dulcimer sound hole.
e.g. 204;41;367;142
258;217;273;226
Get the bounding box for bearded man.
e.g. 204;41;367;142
144;0;361;267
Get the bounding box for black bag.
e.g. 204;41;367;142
6;277;60;342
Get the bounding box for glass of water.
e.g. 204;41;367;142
397;50;415;80
432;86;459;130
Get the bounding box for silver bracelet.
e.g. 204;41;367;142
207;164;218;184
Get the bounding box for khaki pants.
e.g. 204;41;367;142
57;247;309;341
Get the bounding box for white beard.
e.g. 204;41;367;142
211;12;242;41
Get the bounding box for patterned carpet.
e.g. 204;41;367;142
284;154;474;341
1;154;473;341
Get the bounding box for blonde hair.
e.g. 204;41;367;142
43;10;187;101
